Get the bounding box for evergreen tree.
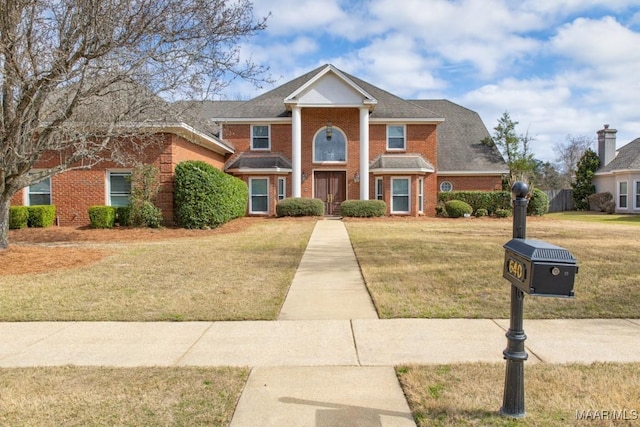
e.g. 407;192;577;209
571;149;600;210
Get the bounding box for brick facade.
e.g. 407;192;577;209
12;133;227;226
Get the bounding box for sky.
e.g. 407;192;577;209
218;0;640;164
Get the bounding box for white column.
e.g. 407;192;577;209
359;107;370;200
292;106;302;197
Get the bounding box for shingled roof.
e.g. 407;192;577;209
598;137;640;172
200;64;442;120
410;100;507;173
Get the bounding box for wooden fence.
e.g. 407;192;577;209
544;189;574;212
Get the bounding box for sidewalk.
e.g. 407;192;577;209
2;219;640;426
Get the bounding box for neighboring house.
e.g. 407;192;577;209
12;64;507;225
186;64;507;217
593;124;640;213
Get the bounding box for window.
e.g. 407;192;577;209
314;127;346;162
251;125;270;150
28;177;51;205
375;177;384;200
387;125;406;150
619;181;628;209
108;172;131;207
440;181;453;192
636;181;640;210
278;177;286;201
418;177;424;214
250;178;269;214
391;178;410;213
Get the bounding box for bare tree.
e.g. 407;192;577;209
0;0;268;248
554;135;595;189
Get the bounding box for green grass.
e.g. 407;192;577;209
547;211;640;225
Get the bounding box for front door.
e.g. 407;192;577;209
314;171;346;215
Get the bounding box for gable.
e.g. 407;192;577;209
295;73;369;106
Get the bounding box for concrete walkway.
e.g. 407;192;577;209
2;218;640;426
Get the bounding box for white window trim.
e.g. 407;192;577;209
386;124;406;151
418;177;424;214
25;174;52;206
634;180;640;211
106;170;132;206
313;126;347;164
618;180;628;210
251;124;271;151
391;177;411;214
278;177;286;201
375;177;384;200
249;177;270;214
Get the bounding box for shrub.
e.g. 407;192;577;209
438;191;511;215
527;188;549;216
604;200;616;214
27;205;56;227
435;204;447;217
174;161;248;229
276;198;324;217
475;208;488;218
444;200;473;218
115;206;132;226
88;206;116;228
129;164;163;228
495;208;512;218
587;192;614;212
340;200;386;217
9;206;29;229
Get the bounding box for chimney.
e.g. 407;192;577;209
597;124;617;167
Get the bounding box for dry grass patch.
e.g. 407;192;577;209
345;217;640;319
0;218;315;321
0;366;248;426
397;362;640;426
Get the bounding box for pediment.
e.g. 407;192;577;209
285;65;377;107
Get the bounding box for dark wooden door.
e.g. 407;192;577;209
314;171;346;215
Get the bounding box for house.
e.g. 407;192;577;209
11;91;233;226
185;64;507;217
13;64;507;225
593;124;640;213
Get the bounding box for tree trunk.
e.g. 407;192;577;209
0;194;11;249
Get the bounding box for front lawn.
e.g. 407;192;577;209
345;216;640;319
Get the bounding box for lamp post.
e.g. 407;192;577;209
500;181;529;418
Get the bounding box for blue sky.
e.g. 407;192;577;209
220;0;640;163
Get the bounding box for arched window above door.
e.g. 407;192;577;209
314;126;346;163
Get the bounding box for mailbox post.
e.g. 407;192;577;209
500;182;578;418
500;181;529;418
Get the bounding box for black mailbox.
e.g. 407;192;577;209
503;238;577;298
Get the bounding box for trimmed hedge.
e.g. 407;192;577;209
88;206;116;228
495;208;512;218
475;208;488;218
438;191;511;215
174;161;248;229
527;188;549;216
9;206;29;229
340;200;386;217
444;200;473;218
115;206;132;226
27;205;56;227
276;198;324;217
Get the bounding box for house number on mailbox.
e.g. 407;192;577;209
507;258;525;281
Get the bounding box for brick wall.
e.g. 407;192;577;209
10;133;228;227
221;108;441;217
437;175;503;192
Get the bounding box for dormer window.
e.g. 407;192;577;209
251;125;270;150
387;125;406;150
